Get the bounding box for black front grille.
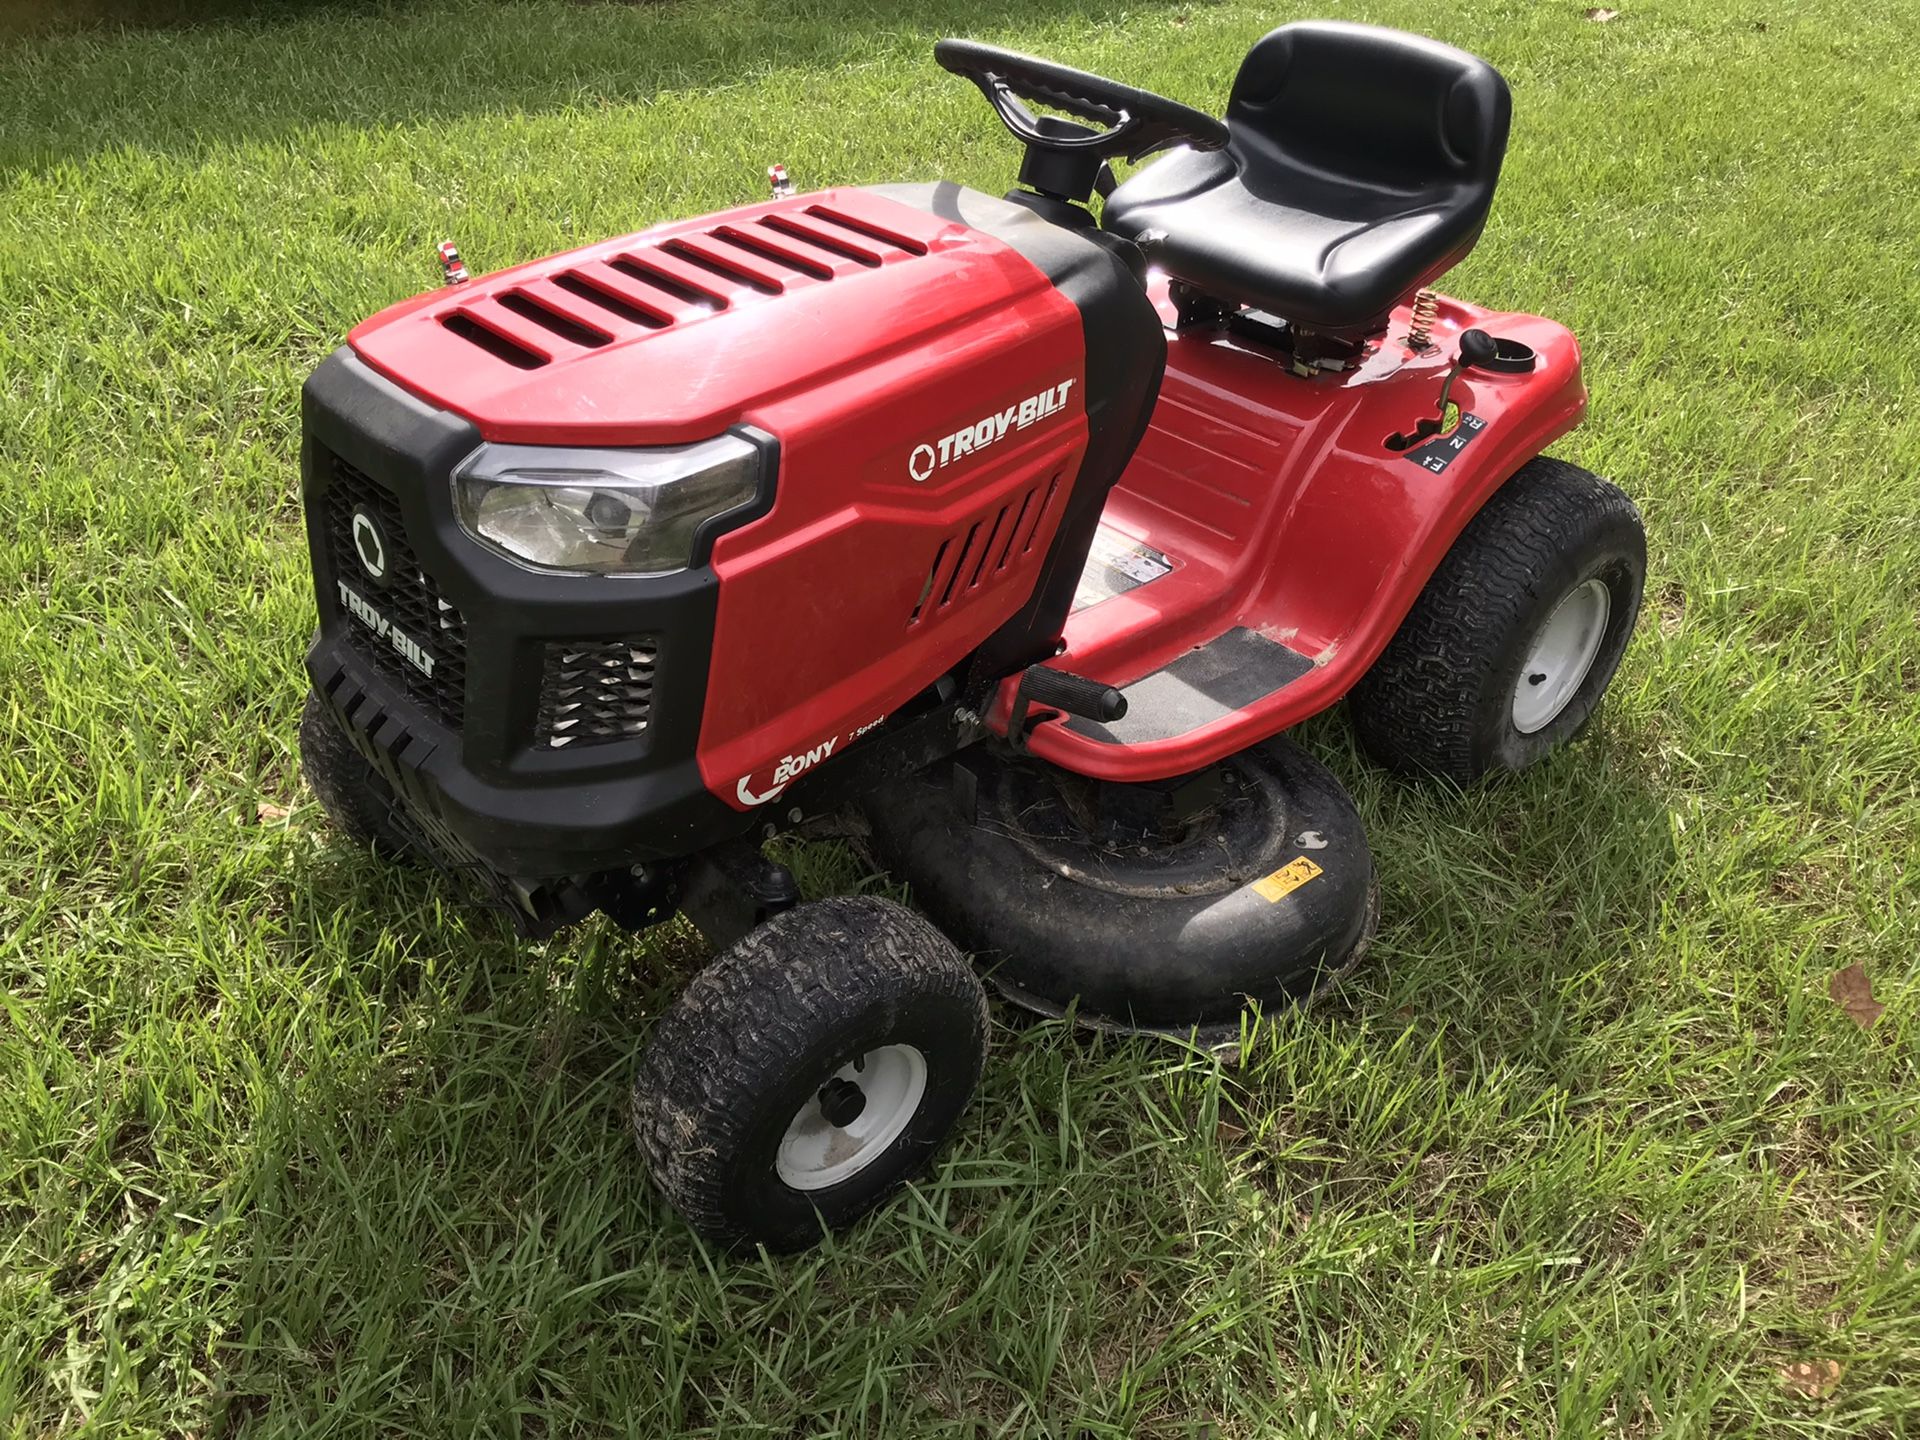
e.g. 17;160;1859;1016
535;638;657;748
324;453;468;728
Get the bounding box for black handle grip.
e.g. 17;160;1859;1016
1016;665;1128;723
1458;328;1499;370
987;80;1142;153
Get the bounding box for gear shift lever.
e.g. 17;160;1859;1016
1389;328;1496;450
1438;328;1498;416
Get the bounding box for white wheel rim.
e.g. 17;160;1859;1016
1512;578;1611;734
775;1044;927;1192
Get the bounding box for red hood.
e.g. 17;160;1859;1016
347;187;1053;447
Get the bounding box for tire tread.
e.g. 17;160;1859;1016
1350;456;1644;782
632;896;988;1248
298;690;415;856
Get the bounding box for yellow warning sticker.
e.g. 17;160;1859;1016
1251;856;1324;903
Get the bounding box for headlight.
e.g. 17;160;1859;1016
452;433;764;575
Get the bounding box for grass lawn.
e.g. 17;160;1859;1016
3;0;1917;1433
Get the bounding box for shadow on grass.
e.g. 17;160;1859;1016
201;832;731;1430
0;0;1188;174
0;0;362;43
197;711;1679;1429
1284;706;1680;1033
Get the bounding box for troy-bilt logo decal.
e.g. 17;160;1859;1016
350;507;388;581
337;581;436;678
735;715;886;806
908;378;1075;481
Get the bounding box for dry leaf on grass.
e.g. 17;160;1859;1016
1780;1358;1843;1399
1828;964;1884;1029
1216;1118;1248;1147
256;801;291;824
1586;7;1620;18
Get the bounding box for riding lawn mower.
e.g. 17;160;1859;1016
297;21;1647;1249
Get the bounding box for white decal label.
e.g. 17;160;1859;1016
1071;524;1174;612
909;378;1075;480
734;715;886;806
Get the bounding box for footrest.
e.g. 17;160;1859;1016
1062;626;1314;746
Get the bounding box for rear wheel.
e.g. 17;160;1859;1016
1350;456;1646;782
298;690;415;858
632;896;988;1251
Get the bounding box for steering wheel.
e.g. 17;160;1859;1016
934;39;1228;170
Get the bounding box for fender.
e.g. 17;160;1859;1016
1003;286;1588;782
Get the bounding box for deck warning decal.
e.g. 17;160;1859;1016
1072;525;1174;612
1403;407;1488;475
1251;856;1324;903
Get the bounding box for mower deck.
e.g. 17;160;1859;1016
999;285;1587;782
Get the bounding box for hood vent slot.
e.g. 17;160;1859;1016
712;225;835;280
609;255;726;310
550;271;670;329
759;214;883;267
440;312;546;369
496;290;612;348
660;239;782;295
431;201;931;368
807;204;929;256
907;474;1059;626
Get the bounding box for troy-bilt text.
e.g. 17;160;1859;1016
338;581;436;678
909;378;1075;481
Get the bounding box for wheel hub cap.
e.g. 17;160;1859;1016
775;1044;927;1192
1512;577;1611;734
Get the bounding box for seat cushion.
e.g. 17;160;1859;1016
1104;22;1510;333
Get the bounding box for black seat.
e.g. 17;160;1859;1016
1104;21;1511;335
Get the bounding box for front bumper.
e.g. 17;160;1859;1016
302;349;761;880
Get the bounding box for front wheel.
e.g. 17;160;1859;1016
1350;456;1646;782
631;896;989;1251
298;689;416;858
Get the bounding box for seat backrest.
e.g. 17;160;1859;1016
1227;21;1510;204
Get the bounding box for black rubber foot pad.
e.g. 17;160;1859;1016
1065;626;1314;745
